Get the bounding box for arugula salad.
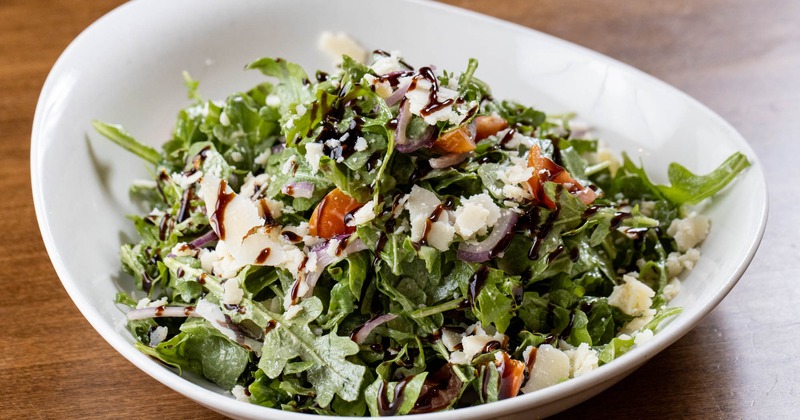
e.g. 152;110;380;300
96;48;749;416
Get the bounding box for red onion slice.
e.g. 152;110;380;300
457;210;520;263
395;100;436;154
300;236;368;299
282;181;315;198
189;229;219;249
384;82;410;107
429;152;471;169
350;313;398;344
126;305;198;320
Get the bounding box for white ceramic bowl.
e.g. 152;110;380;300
31;0;767;418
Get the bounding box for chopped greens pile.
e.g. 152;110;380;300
97;49;749;416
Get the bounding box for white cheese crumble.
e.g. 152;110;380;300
662;277;682;301
295;104;307;117
149;326;168;347
354;136;368;152
665;248;701;278
667;213;710;252
454;193;501;240
318;31;367;65
620;308;655;334
563;342;599;378
284;304;303;320
305;142;324;174
607;274;655;317
254;149;272;166
265;94;281;107
406;186;454;251
347;200;375;227
222;277;244;305
170;242;196;257
231;385;250;402
171;170;203;189
448;322;508;365
520;344;571;393
281;155;297;175
404;76;464;125
219;110;230;126
369;51;406;75
633;329;654;346
136;296;168;310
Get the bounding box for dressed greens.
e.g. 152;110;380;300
98;49;749;416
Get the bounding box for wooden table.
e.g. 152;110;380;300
2;0;797;418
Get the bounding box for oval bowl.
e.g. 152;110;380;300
31;0;767;418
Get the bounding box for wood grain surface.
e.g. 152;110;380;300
2;0;797;418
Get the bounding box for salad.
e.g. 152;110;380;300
96;48;749;416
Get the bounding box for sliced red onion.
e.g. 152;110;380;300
385;82;410;107
189;229;218;249
429;152;471;169
282;181;315;198
457;210;520;263
301;236;368;299
126;305;198;320
395;100;436;154
350;313;398;344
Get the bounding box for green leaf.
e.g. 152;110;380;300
92;120;161;164
364;373;428;416
657;152;750;205
136;318;249;390
259;297;366;407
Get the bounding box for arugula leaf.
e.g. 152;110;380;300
657;152;750;205
136;318;249;390
259;297;366;407
92;120;161;164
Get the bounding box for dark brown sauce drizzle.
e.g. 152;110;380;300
547;245;565;264
255;247;271;264
410;159;433;184
365;152;382;172
223;303;247;314
499;128;517;147
419;204;446;247
528;208;561;260
177;187;194;223
481;341;503;353
411;364;463;414
210;180;235;240
315;70;329;82
281;230;303;243
158;214;173;241
264;320;277;334
377;375;416;416
468;266;490;305
569;246;580;262
610;211;632;230
141;271;153;293
373;49;415;72
289;280;301;305
560;312;577;340
414;67;455;116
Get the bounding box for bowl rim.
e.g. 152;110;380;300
31;0;769;418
